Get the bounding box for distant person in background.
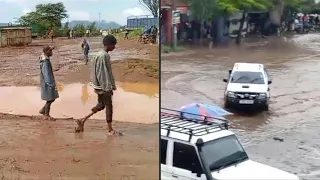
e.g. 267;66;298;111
151;26;158;43
49;28;54;42
86;29;90;37
69;29;73;39
81;39;90;65
315;16;319;26
124;28;129;40
39;46;59;120
302;14;310;31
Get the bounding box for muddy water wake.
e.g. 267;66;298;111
161;34;320;179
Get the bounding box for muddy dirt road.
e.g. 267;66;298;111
0;37;159;179
0;114;158;180
0;37;159;86
161;34;320;179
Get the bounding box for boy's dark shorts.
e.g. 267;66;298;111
91;89;113;123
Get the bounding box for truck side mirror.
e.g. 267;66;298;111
223;79;228;82
191;163;203;175
228;69;232;74
268;80;272;84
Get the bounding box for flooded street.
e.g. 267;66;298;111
161;34;320;179
0;37;159;179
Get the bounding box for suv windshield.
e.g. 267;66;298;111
201;135;249;171
230;71;265;84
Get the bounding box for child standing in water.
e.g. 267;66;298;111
81;39;90;64
39;46;59;120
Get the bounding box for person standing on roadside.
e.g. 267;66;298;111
124;28;129;40
39;46;59;120
49;28;54;42
75;35;121;136
81;39;90;65
69;28;73;39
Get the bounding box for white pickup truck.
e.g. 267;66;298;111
161;108;300;180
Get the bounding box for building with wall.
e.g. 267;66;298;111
0;26;32;47
127;15;158;29
161;0;189;43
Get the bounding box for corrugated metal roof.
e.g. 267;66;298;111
127;17;158;29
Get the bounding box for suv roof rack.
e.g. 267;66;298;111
161;108;230;142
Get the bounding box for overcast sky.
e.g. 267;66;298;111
0;0;152;25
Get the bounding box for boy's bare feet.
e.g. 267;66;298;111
39;109;45;115
75;119;84;133
43;115;55;121
107;130;123;136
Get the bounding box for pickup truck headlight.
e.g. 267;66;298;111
227;91;236;98
258;93;267;99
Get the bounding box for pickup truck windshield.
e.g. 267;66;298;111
231;71;265;84
201;135;249;171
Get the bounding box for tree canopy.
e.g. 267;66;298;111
139;0;159;17
218;0;271;14
183;0;271;21
18;2;68;35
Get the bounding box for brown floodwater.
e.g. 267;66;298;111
161;34;320;179
0;82;159;124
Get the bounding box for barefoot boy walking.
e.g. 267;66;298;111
39;46;59;120
76;35;121;135
81;39;90;64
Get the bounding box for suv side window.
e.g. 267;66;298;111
173;142;202;171
161;139;168;164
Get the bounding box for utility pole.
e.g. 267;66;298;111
171;0;177;49
98;13;101;29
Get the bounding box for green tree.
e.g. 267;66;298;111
139;0;159;17
183;0;219;44
18;2;68;36
311;2;320;14
62;21;70;37
218;0;271;45
282;0;315;16
86;22;98;33
184;0;270;45
73;24;86;37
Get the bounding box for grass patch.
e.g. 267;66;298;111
161;45;185;53
114;28;143;40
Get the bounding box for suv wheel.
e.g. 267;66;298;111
262;104;269;111
224;100;230;109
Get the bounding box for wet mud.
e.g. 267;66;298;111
0;116;158;179
0;37;159;179
161;34;320;179
0;37;159;86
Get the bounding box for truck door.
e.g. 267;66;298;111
171;142;206;180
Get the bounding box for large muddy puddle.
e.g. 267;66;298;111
0;82;159;124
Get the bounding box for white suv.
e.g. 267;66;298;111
161;108;299;180
223;63;272;110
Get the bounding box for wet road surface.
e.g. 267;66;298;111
161;34;320;179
